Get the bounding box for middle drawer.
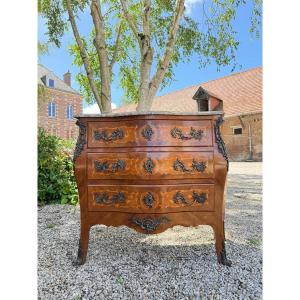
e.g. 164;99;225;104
88;184;215;213
87;151;214;180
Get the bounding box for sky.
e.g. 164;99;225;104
38;0;262;113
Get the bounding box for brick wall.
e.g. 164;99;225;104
38;87;83;139
221;112;262;161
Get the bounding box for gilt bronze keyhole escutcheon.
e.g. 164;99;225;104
143;192;155;208
143;157;155;174
141;125;154;141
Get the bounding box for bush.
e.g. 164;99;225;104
38;128;78;205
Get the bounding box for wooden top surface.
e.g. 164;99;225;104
75;110;223;119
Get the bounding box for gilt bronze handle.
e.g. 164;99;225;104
95;192;126;204
94;160;126;173
173;191;207;205
94;128;124;141
170;127;203;140
173;158;206;173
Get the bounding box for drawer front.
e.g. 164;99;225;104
87;119;212;148
88;184;215;213
87;151;214;180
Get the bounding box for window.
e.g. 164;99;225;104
198;99;209;111
48;79;54;87
48;102;56;117
67;104;73;120
233;127;243;135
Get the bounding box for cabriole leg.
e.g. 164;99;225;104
75;223;90;265
213;222;232;266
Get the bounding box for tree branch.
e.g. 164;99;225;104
90;0;112;112
137;0;153;110
149;0;185;98
65;0;103;112
109;22;122;74
119;0;140;44
142;0;151;38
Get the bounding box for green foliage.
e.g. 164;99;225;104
39;0;262;105
247;237;261;247
116;276;124;284
38;41;49;57
38;128;78;205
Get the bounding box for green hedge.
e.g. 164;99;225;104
38;128;78;205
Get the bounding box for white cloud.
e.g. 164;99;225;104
83;102;117;114
185;0;203;15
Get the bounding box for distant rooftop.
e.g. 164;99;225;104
114;67;262;117
38;64;80;95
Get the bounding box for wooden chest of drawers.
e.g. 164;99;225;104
73;112;231;266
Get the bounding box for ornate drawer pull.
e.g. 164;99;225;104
173;191;190;204
193;191;207;203
143;192;155;208
191;160;207;172
143;157;155;174
173;158;206;173
130;216;169;233
173;191;207;205
170;127;203;140
94;128;124;141
95;192;126;204
142;125;154;141
94;160;126;173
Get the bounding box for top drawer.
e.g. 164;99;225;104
87;119;213;148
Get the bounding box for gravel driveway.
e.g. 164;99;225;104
38;162;262;300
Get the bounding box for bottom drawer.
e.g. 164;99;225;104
87;184;215;213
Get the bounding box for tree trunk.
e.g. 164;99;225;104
136;0;185;112
91;0;112;113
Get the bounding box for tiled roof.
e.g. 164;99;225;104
38;64;80;95
114;67;262;117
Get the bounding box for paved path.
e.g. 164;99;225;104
38;162;262;300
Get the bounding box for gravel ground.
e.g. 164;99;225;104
38;162;262;300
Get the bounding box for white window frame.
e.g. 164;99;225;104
48;102;56;117
67;104;73;120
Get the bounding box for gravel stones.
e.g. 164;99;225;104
38;162;262;299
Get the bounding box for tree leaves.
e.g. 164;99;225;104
39;0;262;105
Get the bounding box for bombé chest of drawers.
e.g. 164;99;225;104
73;112;231;266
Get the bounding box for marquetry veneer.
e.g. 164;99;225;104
73;112;231;266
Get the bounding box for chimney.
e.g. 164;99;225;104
63;70;71;86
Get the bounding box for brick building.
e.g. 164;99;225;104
114;67;262;161
38;64;83;139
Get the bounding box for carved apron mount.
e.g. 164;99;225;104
130;216;169;233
